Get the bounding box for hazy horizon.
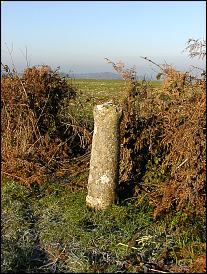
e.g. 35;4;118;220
1;54;205;80
1;1;206;78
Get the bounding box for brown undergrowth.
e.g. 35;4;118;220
1;65;92;187
140;64;205;219
106;58;206;220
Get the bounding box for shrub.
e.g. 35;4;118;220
1;65;91;186
106;58;206;219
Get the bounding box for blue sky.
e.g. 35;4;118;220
1;1;206;77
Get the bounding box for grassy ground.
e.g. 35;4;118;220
66;79;125;129
72;79;162;104
66;79;162;129
2;178;205;273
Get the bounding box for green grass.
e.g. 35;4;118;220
65;79;125;129
2;177;205;273
65;79;162;129
72;79;162;103
1;178;153;272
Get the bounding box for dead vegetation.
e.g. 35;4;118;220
105;52;206;220
1;65;92;187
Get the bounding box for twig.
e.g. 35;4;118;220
117;243;139;250
149;268;172;273
34;92;51;127
140;56;163;71
19;46;30;67
47;137;73;165
4;42;17;74
177;158;188;169
38;245;66;269
4;43;29;99
26;136;44;153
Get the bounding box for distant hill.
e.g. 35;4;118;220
65;72;122;80
60;72;154;80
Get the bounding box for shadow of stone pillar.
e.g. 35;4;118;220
86;102;122;210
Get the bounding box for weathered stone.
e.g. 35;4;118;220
86;102;122;210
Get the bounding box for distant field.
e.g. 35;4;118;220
66;79;162;127
72;79;162;101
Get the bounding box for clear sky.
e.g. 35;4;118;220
1;1;206;77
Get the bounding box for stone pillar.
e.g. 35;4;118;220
86;102;122;210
